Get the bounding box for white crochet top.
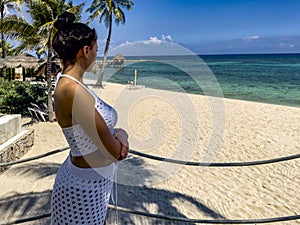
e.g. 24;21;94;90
55;73;118;157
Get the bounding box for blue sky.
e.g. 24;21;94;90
16;0;300;55
78;0;300;55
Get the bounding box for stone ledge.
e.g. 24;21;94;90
0;114;21;145
0;129;34;172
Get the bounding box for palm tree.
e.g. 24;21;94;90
2;0;84;122
86;0;134;88
0;0;23;78
2;15;42;55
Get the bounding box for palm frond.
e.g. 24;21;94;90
101;11;111;28
68;3;85;21
26;0;53;27
87;5;107;23
86;0;104;14
13;42;39;55
38;21;54;37
86;0;133;27
2;15;37;38
116;0;134;10
42;0;60;11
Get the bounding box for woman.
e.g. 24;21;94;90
51;11;128;225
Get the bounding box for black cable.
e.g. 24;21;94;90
1;206;300;225
109;205;300;224
0;147;69;167
129;149;300;167
0;213;50;225
1;147;299;168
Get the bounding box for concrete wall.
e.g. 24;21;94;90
0;115;21;145
0;130;34;172
0;115;34;172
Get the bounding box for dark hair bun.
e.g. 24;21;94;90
54;11;76;30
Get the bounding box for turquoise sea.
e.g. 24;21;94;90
86;54;300;107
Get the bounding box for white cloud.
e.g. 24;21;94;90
279;43;286;47
142;34;173;45
242;35;260;41
162;34;173;42
109;38;191;56
119;41;135;47
143;36;162;45
279;43;295;48
116;35;173;47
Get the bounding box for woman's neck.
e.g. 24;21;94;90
63;63;86;82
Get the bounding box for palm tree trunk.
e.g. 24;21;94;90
95;15;113;88
46;46;54;122
1;2;6;79
1;32;5;58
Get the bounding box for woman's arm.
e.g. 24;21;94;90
67;83;127;161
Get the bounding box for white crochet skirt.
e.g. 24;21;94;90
51;156;115;225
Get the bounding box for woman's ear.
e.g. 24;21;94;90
82;46;89;58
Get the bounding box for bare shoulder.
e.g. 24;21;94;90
54;80;94;127
54;80;94;107
54;81;77;102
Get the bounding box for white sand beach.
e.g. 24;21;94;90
0;80;299;224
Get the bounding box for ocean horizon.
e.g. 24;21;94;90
87;53;300;108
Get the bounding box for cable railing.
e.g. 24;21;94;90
1;146;299;224
1;147;300;167
1;206;300;225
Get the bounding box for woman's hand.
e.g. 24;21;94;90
114;128;129;147
118;144;128;161
114;128;129;161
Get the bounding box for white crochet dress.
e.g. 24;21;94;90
51;74;118;225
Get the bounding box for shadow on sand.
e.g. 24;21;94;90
0;162;61;224
0;156;226;224
106;155;226;225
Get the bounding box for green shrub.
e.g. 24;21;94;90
0;80;47;115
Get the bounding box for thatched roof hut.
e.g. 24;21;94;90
2;53;39;69
111;53;125;67
113;53;125;62
0;53;40;80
